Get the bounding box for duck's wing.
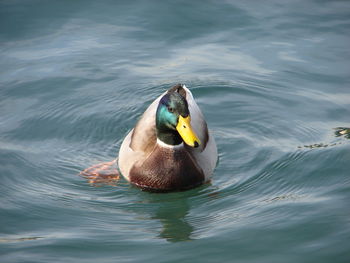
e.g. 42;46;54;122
182;85;218;181
118;90;167;180
129;90;167;153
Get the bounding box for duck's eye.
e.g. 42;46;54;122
167;106;174;113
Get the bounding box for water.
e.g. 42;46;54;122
1;0;350;262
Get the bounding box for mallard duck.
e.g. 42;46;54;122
118;84;217;191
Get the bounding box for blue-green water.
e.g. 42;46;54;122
1;0;350;262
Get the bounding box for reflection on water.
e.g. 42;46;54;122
152;197;193;242
0;236;43;243
130;190;201;243
129;44;274;79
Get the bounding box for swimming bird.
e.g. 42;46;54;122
118;84;217;192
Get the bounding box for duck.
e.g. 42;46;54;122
118;84;217;192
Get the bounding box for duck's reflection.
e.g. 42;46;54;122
151;197;193;242
134;190;200;243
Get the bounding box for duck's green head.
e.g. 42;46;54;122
156;91;200;147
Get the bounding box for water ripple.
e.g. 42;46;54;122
1;1;350;261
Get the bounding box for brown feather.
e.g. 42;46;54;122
129;144;205;192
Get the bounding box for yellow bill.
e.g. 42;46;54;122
176;115;201;147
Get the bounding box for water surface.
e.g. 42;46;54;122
1;1;350;262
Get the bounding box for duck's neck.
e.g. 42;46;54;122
156;129;183;146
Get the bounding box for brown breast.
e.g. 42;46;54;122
129;145;205;192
